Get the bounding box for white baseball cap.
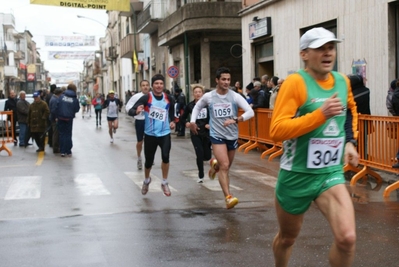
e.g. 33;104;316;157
300;27;341;50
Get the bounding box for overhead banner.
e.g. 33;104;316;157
45;35;96;47
48;51;95;60
30;0;130;11
50;72;80;84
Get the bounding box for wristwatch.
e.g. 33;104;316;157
347;139;357;147
233;116;238;123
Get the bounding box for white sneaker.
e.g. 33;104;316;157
110;138;114;143
197;178;204;183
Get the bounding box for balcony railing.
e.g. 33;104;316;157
120;33;136;59
1;14;15;29
137;0;167;34
14;50;25;60
5;41;16;53
4;66;18;78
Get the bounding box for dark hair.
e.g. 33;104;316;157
50;84;57;93
348;74;364;89
151;74;165;86
272;76;279;86
253;77;261;82
216;67;230;79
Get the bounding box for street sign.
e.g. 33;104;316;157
167;66;179;79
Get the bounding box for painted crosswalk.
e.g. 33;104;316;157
4;176;41;200
74;173;111;196
181;170;243;191
124;172;177;193
0;170;276;201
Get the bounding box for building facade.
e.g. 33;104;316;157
240;0;399;115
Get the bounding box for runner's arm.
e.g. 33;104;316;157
345;78;358;141
190;93;210;123
270;74;326;142
129;94;149;116
235;93;254;121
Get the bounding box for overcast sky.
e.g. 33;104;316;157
0;0;108;74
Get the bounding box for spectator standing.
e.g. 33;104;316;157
28;91;50;152
55;83;80;157
249;81;267;109
45;84;56;148
16;91;31;147
49;88;63;154
387;79;396;116
174;88;187;136
4;90;18;145
269;76;280;109
348;74;371;114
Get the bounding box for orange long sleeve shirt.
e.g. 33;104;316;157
270;72;358;142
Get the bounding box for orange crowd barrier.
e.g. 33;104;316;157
0;111;14;156
344;114;399;197
237;108;282;161
237;109;399;198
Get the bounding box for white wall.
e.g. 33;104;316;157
241;0;394;115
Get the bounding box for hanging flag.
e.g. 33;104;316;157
133;50;139;73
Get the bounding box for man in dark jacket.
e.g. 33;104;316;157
348;74;371;115
249;81;267;109
55;83;80;157
16;91;31;147
45;84;57;147
49;88;63;154
4;90;18;145
28;91;50;152
174;88;186;136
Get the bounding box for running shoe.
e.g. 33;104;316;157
208;158;219;180
137;158;143;170
141;178;151;195
113;128;116;134
161;183;171;197
110;138;114;143
197;178;204;183
225;195;239;209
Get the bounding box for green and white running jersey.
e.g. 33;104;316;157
280;70;348;174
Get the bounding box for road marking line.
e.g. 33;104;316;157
124;172;177;192
233;170;277;188
182;170;243;191
74;173;110;196
4;176;41;200
35;151;44;166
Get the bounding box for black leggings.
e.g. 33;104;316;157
190;134;212;178
95;109;102;122
144;134;171;169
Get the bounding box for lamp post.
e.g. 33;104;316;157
77;15;114;92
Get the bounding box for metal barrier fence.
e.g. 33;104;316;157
237;109;399;198
0;111;14;156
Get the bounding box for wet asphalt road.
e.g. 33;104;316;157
0;110;398;267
